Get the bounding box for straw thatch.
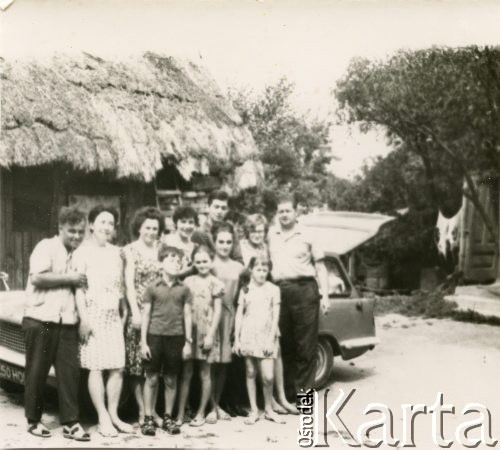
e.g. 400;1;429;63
0;52;257;181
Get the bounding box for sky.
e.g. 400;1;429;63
2;0;500;178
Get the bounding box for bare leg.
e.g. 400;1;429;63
274;350;297;412
88;370;116;435
260;359;285;423
131;376;145;424
194;362;212;420
107;369;133;432
143;372;159;416
245;358;258;415
176;361;193;424
163;373;177;416
152;380;162;427
211;363;229;418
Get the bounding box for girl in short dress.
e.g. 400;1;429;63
211;222;245;423
176;245;225;427
233;255;286;425
74;206;134;437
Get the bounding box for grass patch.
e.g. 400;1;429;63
374;289;500;326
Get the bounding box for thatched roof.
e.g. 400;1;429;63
0;52;257;181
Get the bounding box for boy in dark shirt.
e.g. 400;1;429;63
140;245;192;436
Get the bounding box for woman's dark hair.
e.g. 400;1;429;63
172;205;199;227
58;206;86;226
211;221;235;243
88;205;119;227
130;207;165;239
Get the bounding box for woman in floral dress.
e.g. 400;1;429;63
122;207;164;426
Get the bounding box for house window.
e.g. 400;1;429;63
12;167;53;231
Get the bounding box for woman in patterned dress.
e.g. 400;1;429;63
122;207;164;426
74;206;134;437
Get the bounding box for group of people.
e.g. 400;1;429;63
22;190;330;440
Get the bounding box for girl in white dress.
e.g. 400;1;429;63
233;255;285;425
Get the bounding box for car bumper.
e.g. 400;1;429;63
0;347;56;387
339;336;380;360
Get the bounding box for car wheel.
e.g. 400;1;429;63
314;336;334;389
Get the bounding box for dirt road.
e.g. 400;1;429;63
1;314;499;448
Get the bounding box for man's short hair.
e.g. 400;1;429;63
130;207;165;238
158;244;183;262
172;205;199;227
276;192;298;209
58;206;86;226
208;190;229;206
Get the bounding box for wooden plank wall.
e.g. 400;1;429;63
0;169;49;290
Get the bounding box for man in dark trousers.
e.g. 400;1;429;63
22;206;90;440
268;194;330;400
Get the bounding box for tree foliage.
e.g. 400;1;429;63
231;79;333;215
335;46;500;244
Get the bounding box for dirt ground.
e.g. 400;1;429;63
1;314;499;449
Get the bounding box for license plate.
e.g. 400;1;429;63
0;361;25;385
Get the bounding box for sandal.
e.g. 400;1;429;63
189;416;205;427
205;411;218;425
264;411;286;424
28;422;51;438
62;423;90;441
244;412;259;425
140;416;156;436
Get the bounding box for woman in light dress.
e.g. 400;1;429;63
74;206;134;437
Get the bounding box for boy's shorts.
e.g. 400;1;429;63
143;334;184;376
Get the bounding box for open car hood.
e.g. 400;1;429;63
300;211;396;255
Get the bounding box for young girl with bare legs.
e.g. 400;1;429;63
176;245;225;427
233;256;286;425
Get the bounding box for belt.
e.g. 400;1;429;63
275;277;316;286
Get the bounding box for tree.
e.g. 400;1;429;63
335;46;500;256
231;79;333;215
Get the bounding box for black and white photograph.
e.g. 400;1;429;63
1;0;500;448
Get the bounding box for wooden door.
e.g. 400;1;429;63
461;178;499;282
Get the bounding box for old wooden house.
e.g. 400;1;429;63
0;52;259;290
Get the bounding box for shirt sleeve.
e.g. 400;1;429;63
142;284;154;305
304;227;325;262
29;239;53;275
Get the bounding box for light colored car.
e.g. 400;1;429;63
0;211;393;393
301;211;394;388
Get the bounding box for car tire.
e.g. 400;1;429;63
314;336;334;389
